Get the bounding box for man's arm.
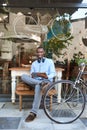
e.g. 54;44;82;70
47;59;56;79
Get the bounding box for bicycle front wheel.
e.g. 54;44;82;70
43;80;85;124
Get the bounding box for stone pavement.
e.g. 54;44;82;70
0;102;87;130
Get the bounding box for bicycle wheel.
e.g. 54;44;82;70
43;80;85;124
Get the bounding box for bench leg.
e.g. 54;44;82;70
50;95;52;111
19;95;22;111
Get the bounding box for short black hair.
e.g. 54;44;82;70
37;45;45;51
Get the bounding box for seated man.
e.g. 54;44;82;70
21;46;56;122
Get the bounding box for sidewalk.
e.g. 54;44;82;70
0;102;87;130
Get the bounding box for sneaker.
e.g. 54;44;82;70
25;112;36;122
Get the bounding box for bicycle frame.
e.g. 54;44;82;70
74;63;86;84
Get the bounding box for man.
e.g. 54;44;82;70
21;46;56;122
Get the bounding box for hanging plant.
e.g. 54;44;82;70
43;13;73;57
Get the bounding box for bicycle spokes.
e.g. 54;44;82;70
43;80;85;124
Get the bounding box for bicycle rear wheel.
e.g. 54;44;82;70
43;80;85;124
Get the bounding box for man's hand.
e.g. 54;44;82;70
37;73;48;79
31;72;48;79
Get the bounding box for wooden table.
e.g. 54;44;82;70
9;67;64;103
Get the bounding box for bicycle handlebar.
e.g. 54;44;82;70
79;62;87;72
79;62;86;67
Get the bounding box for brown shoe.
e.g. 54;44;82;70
25;112;36;122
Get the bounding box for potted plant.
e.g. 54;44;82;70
70;51;87;81
70;51;87;66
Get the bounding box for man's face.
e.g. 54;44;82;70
36;48;45;59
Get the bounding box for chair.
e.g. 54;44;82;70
16;81;57;111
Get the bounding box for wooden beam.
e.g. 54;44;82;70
0;3;87;8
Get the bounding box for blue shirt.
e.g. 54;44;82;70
30;57;56;82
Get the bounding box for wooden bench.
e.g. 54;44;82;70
16;82;34;111
16;82;57;111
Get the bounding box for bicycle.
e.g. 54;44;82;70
43;63;87;124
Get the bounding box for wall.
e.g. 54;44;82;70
58;18;87;62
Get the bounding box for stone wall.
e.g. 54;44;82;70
58;18;87;62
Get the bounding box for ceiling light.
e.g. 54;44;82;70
0;17;3;22
17;12;23;16
2;3;7;7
